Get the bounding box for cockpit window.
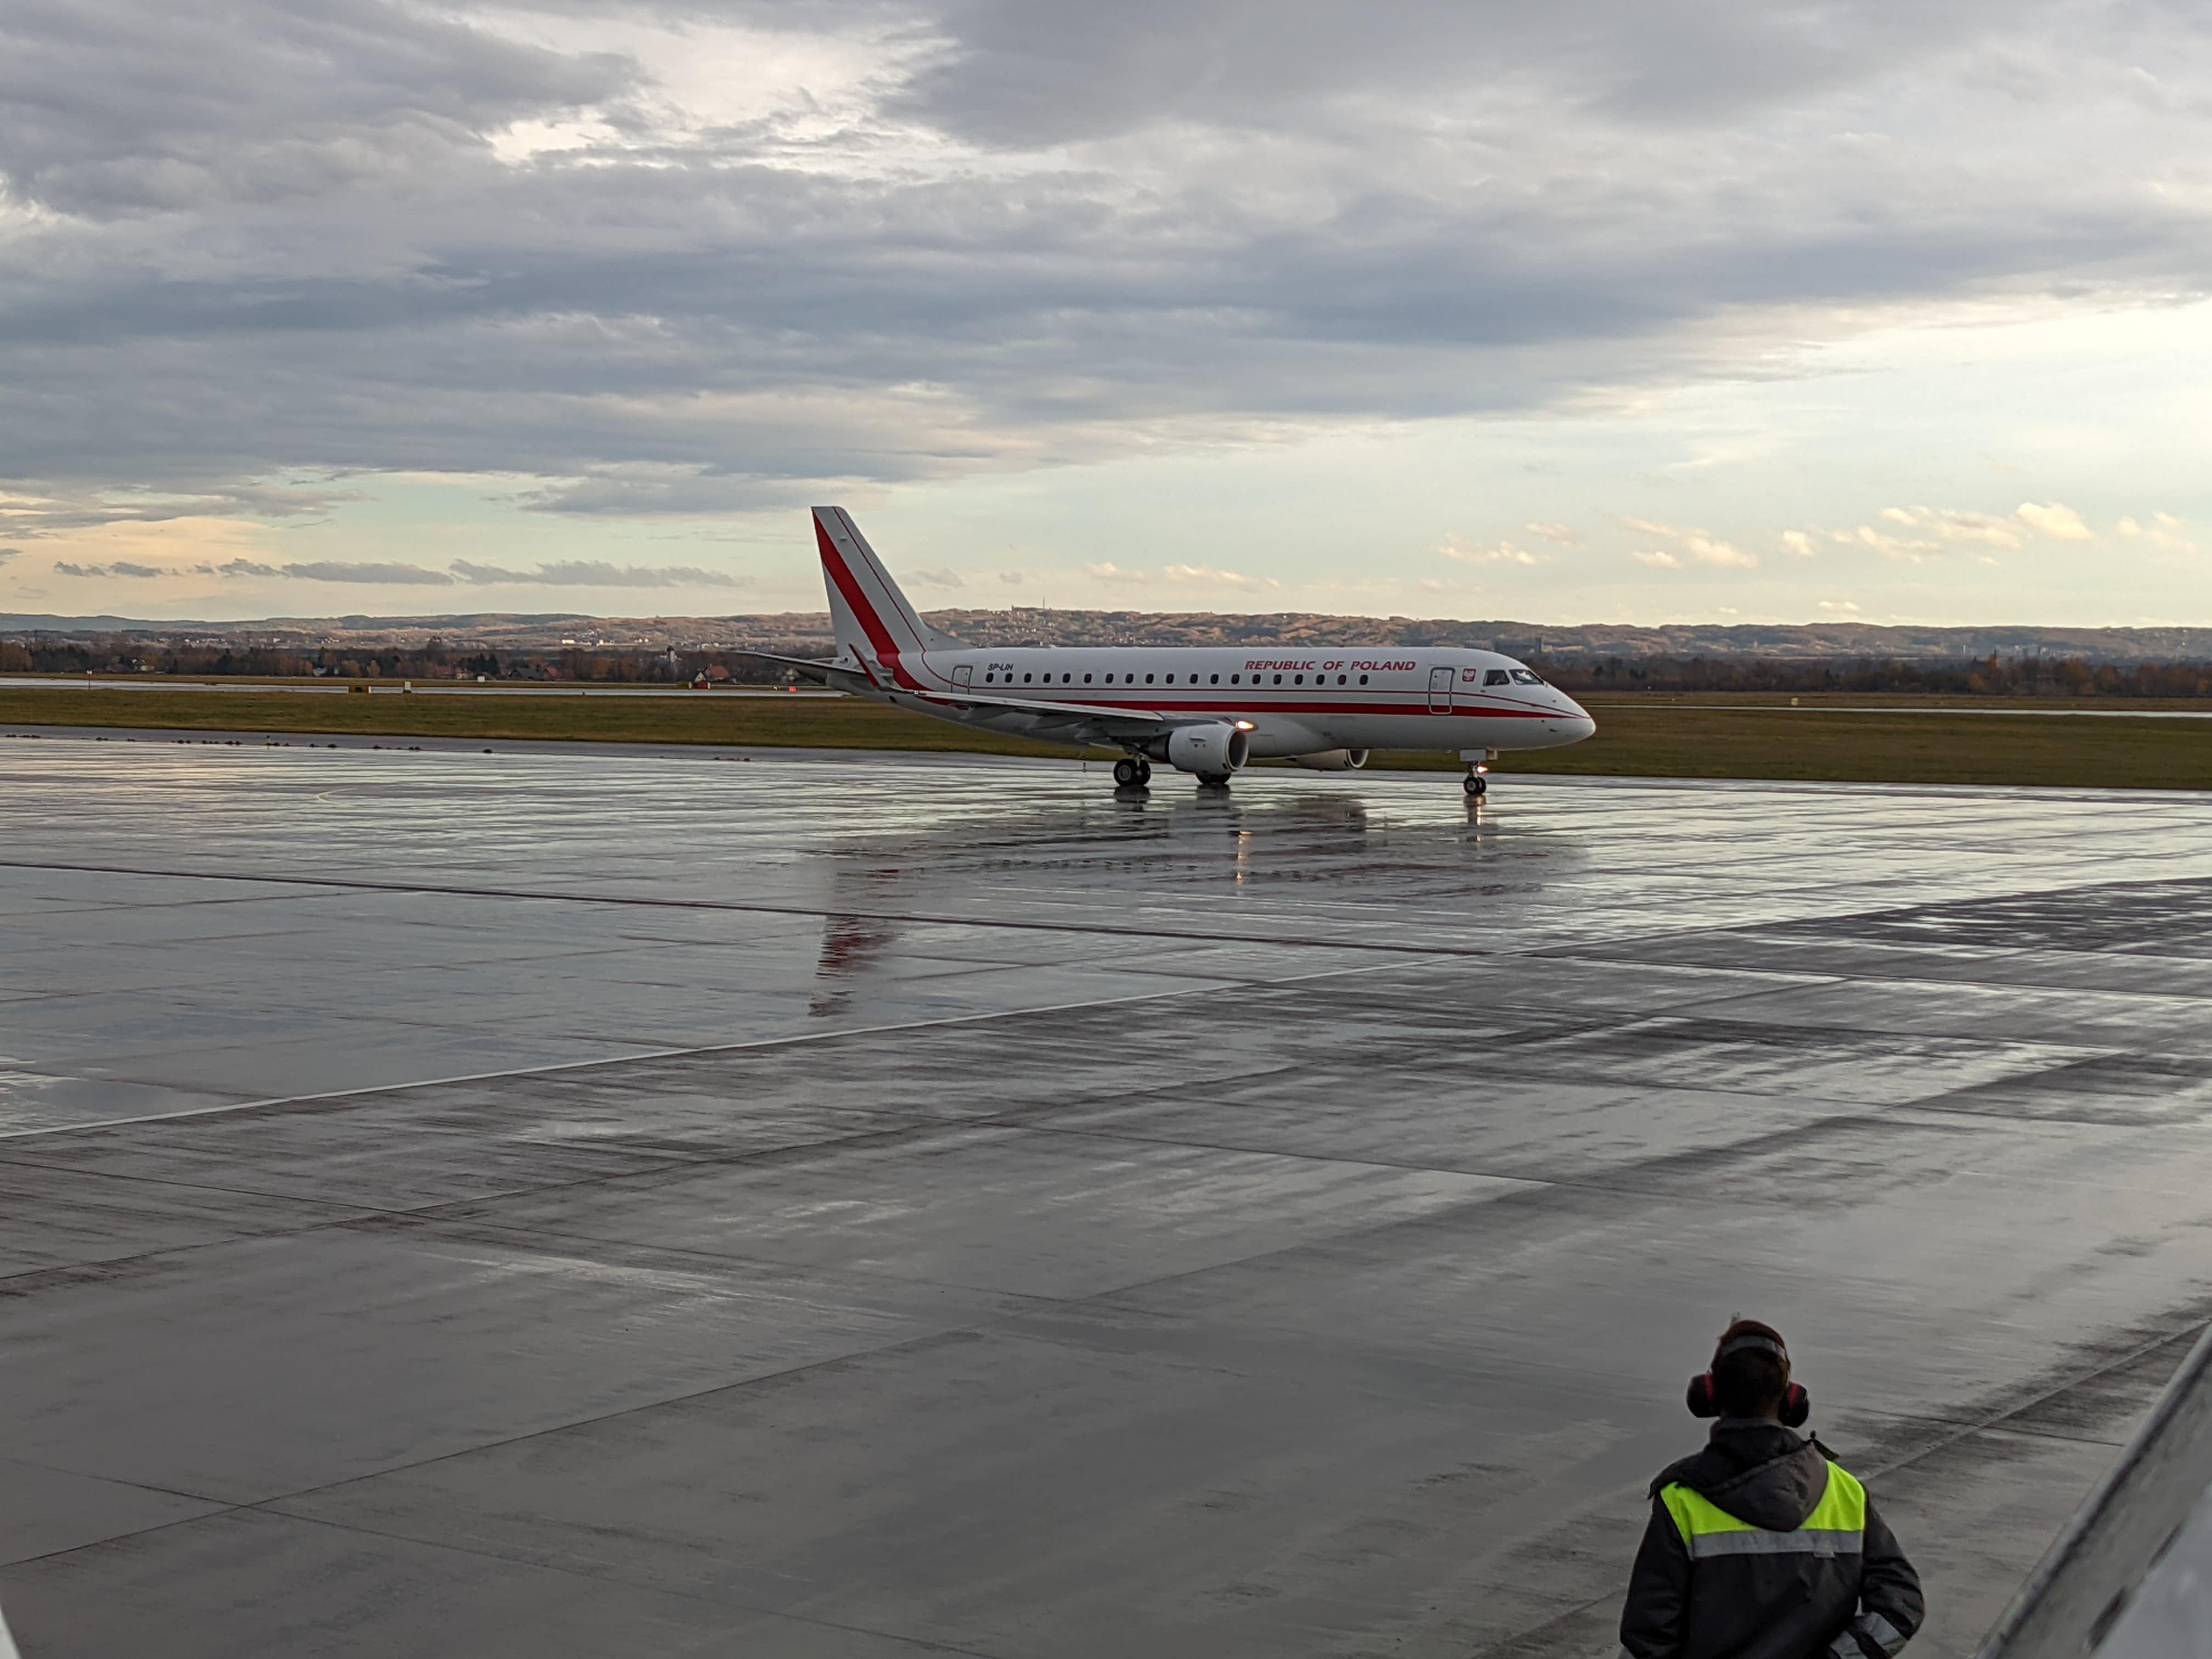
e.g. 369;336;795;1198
1483;669;1510;686
1509;669;1544;685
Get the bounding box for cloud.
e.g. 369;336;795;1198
1084;562;1148;585
902;566;966;589
1779;531;1816;558
2014;501;2095;541
449;560;750;588
1818;599;1860;614
3;482;366;534
0;548;18;566
53;560;164;578
1160;563;1278;590
1631;550;1681;568
1441;535;1546;566
1829;500;2108;560
207;557;452;584
1879;505;2026;549
1;0;2207;535
2116;512;2195;552
1522;521;1581;545
998;570;1025;585
282;561;454;585
1622;517;1758;568
1834;524;1938;562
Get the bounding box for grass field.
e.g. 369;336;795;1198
3;685;2209;789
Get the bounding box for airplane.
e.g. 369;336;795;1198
742;506;1597;796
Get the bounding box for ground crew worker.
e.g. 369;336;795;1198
1619;1319;1922;1659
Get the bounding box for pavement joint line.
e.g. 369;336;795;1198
0;1496;1008;1659
253;1508;1018;1659
1854;1317;2212;1485
0;950;1430;1142
0;854;1516;958
0;1451;233;1513
978;1111;1893;1191
380;1212;1079;1312
160;1154;1773;1535
154;1154;1611;1523
0;1110;1086;1272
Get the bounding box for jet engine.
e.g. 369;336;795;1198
1164;723;1250;775
1289;749;1369;771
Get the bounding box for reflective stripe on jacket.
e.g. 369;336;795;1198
1660;1461;1865;1561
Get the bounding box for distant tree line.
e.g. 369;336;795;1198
1533;653;2212;698
10;634;2212;697
0;636;796;684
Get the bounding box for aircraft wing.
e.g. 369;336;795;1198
732;650;1220;740
912;688;1166;724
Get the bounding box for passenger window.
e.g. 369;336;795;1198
1272;674;1282;684
1485;669;1511;686
1293;674;1304;685
1358;674;1368;685
1210;673;1219;684
1023;673;1032;683
1510;669;1544;685
1230;674;1240;684
1145;673;1155;684
1063;673;1071;683
1083;673;1093;684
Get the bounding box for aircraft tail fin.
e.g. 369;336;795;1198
812;507;968;674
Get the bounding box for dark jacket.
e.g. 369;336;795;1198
1619;1421;1923;1659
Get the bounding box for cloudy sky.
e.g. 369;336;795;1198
2;0;2208;625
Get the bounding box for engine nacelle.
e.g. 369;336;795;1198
1290;749;1369;771
1164;723;1250;775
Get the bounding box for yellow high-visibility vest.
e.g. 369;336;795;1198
1660;1463;1867;1560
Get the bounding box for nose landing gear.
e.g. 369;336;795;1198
1460;748;1494;800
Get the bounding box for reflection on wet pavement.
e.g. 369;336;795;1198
3;739;2212;1656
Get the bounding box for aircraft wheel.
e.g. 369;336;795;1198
1113;758;1144;788
1198;772;1232;788
1463;771;1488;798
1135;759;1153;786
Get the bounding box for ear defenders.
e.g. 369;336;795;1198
1686;1333;1810;1427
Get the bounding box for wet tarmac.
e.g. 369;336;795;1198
5;735;2212;1656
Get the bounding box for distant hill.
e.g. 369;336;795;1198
8;608;2212;664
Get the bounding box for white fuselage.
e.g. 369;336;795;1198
859;644;1596;757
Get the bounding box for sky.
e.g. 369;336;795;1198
2;0;2208;627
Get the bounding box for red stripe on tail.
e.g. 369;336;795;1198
816;516;924;690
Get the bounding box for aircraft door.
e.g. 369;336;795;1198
1428;665;1453;712
952;664;972;688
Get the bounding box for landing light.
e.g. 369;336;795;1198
1232;719;1256;731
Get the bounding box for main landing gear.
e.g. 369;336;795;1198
1112;757;1153;789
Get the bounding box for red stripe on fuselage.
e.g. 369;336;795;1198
938;696;1560;719
816;520;924;691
